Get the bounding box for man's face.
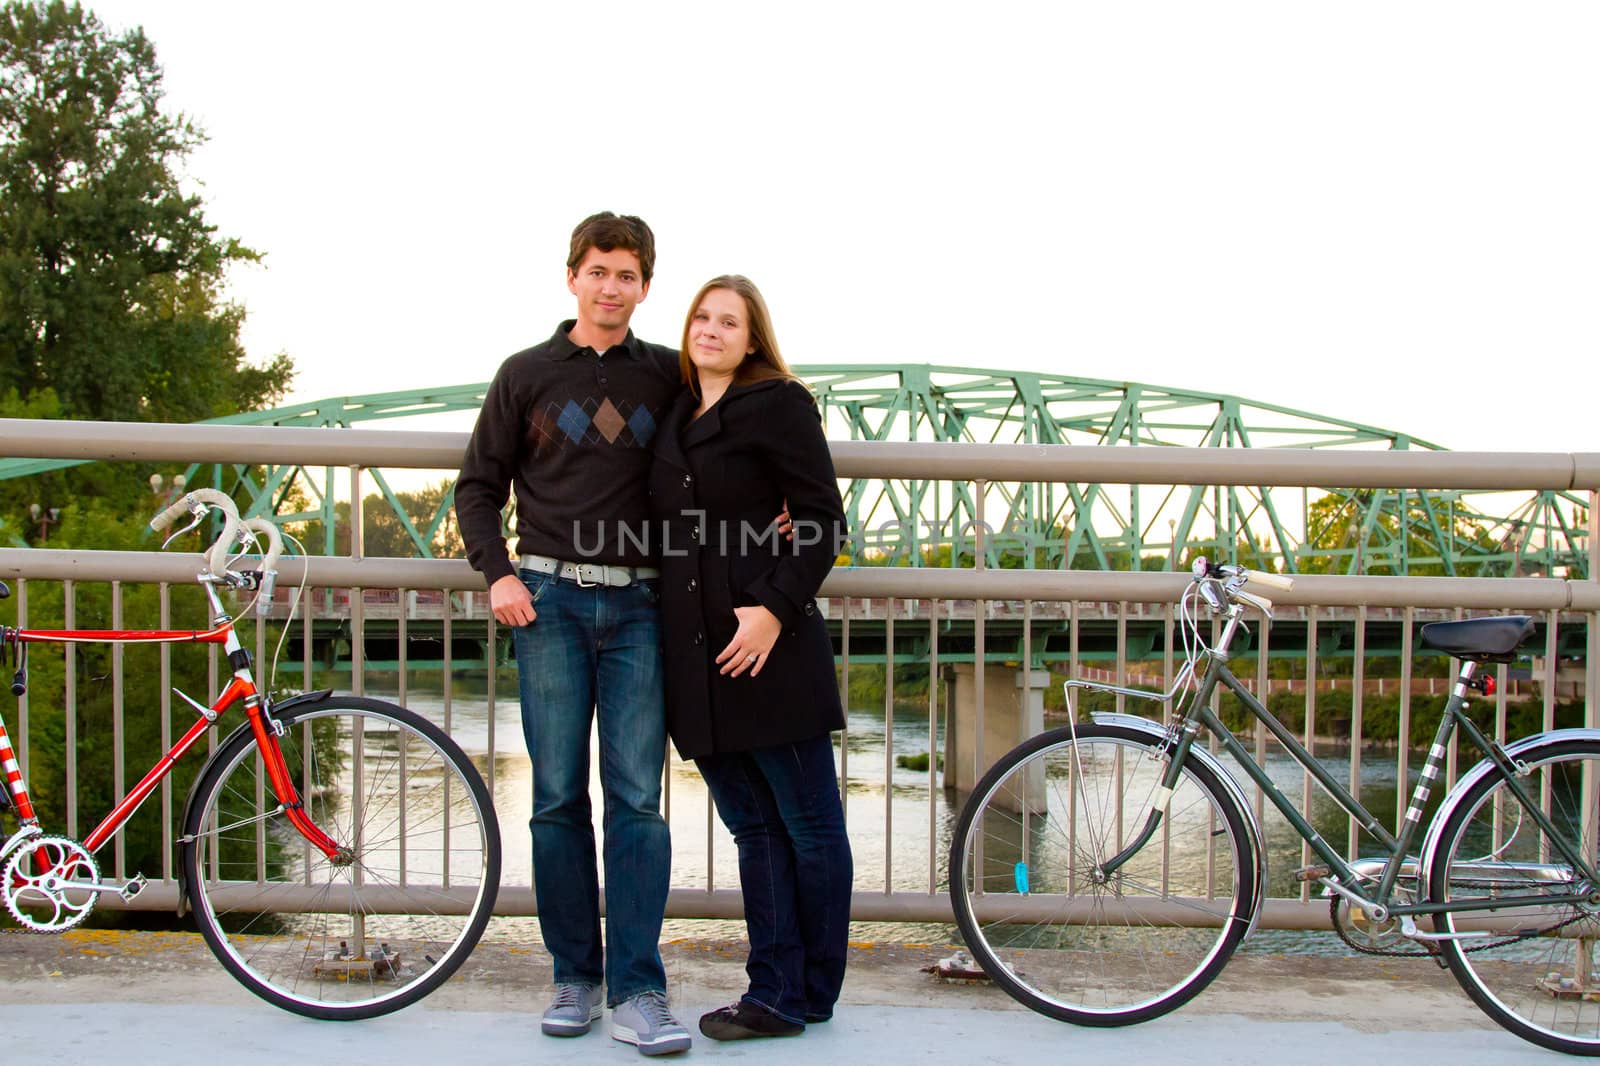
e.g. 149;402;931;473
567;247;649;334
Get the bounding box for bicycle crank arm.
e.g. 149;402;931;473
1398;915;1489;942
1319;876;1390;923
41;874;147;901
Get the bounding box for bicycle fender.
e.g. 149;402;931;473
174;688;336;915
1089;712;1270;941
1416;727;1600;896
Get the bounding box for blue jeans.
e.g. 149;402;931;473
696;735;853;1025
512;571;671;1005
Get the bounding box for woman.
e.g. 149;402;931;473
649;275;853;1041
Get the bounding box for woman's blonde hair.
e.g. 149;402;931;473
678;275;799;398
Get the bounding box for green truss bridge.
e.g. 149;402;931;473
1;365;1588;578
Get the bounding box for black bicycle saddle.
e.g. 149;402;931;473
1419;615;1534;662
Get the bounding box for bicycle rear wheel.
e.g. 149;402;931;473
182;696;501;1020
1426;737;1600;1056
949;723;1257;1026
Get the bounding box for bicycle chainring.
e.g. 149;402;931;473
1330;892;1433;957
2;835;100;932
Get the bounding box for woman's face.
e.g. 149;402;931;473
688;288;754;383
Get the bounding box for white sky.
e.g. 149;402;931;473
82;1;1600;453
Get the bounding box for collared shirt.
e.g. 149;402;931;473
456;321;683;585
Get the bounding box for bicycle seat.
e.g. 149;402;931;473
1419;615;1534;662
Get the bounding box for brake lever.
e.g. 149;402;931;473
158;507;208;551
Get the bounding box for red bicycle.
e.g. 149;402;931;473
0;489;501;1019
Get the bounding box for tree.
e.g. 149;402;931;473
0;1;291;426
290;480;467;559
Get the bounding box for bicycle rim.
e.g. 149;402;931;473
1431;739;1600;1055
184;698;500;1019
951;725;1254;1025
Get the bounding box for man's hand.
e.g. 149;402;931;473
776;499;794;542
716;605;783;677
490;573;536;626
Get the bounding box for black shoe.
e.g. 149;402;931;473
698;1002;804;1041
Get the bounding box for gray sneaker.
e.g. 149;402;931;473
610;990;692;1056
542;983;604;1036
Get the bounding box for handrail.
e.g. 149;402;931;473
2;548;1597;610
2;417;1599;489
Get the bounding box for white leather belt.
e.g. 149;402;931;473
520;553;659;588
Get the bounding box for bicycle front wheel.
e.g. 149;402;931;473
1427;737;1600;1056
182;696;501;1020
949;723;1257;1026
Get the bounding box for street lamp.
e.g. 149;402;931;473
149;473;186;508
28;504;60;543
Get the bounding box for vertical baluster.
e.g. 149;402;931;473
883;598;894;895
839;597;850;820
1301;605;1318;903
1254;609;1269;827
111;581;124;879
158;582;171;883
1348;604;1365;861
64;579;76;838
1397;607;1413;833
16;579;26;779
927;598;939;895
398;587;409;887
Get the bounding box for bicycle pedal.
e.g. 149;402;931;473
118;874;147;902
1293;864;1332;883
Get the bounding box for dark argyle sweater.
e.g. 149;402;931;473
456;321;682;586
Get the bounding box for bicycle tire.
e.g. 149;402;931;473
182;696;501;1020
1426;736;1600;1056
949;723;1257;1026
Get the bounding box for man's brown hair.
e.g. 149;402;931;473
567;212;657;283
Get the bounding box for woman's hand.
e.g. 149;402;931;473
716;605;782;677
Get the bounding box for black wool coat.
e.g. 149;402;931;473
647;377;847;760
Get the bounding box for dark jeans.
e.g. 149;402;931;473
512;571;671;1004
696;735;853;1024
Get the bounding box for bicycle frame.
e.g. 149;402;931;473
0;577;341;864
1096;600;1600;922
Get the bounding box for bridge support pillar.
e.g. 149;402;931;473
944;664;1047;812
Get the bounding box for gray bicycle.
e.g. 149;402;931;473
950;557;1600;1055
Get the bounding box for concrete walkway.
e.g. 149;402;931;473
0;930;1547;1065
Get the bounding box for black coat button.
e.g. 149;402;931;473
682;474;692;488
692;631;704;646
687;578;697;592
690;527;699;541
804;601;816;616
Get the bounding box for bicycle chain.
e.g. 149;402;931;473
1330;895;1600;958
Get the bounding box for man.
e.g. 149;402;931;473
455;212;690;1056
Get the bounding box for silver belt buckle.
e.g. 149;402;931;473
574;563;599;588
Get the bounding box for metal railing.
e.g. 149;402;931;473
0;418;1596;929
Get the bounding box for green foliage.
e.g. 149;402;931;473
840;661;933;710
1295;489;1502;577
294;480;465;559
0;0;292;429
1211;686;1587;748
